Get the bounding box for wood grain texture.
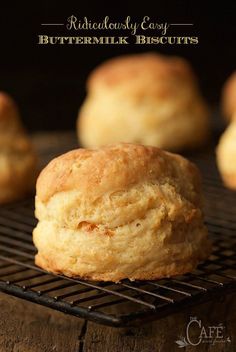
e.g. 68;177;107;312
0;292;235;352
0;293;84;352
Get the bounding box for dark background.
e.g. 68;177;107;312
0;1;235;131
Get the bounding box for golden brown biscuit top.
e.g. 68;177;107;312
222;71;236;118
87;52;195;91
0;92;31;149
0;92;19;121
37;143;201;205
223;71;236;94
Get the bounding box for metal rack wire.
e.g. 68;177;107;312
0;143;235;327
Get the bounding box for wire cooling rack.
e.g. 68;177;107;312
0;139;235;327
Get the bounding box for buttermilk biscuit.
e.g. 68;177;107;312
0;92;37;204
221;72;236;120
216;119;236;189
33;143;211;282
77;52;210;151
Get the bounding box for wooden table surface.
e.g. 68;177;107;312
0;292;235;352
0;132;235;352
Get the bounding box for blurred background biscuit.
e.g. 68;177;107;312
0;92;37;204
221;72;236;120
77;53;210;151
216;119;236;189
